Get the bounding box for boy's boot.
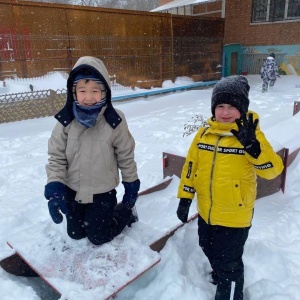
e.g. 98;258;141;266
262;81;268;93
112;203;138;235
209;270;219;285
215;276;244;300
127;206;139;227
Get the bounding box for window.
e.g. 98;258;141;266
269;0;285;21
166;5;193;16
252;0;268;22
252;0;300;22
288;0;300;18
185;5;192;15
178;6;185;15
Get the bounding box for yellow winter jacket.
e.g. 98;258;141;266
177;111;284;228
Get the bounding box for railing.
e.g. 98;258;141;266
0;89;66;123
242;53;286;74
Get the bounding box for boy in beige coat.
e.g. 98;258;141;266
45;56;140;245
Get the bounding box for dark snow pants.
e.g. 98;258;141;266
197;215;250;300
262;77;276;91
64;187;131;245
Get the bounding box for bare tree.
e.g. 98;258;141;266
23;0;160;11
81;0;160;10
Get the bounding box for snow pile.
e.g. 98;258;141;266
0;74;300;299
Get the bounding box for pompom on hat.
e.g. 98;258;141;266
211;76;250;117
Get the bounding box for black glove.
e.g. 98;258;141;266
231;113;261;159
44;182;68;224
176;198;192;223
122;179;140;209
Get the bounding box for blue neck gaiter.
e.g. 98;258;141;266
72;100;106;128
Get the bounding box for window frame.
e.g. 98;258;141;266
252;0;300;23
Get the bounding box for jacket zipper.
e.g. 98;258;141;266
208;136;222;224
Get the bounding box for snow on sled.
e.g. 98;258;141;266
2;176;196;298
7;219;160;300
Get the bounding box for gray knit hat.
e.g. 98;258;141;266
211;76;250;117
72;68;107;103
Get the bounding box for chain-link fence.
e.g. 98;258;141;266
0;1;224;123
0;34;222;86
0;89;66;123
242;53;286;74
0;0;224;84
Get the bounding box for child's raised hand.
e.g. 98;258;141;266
231;114;261;159
231;113;258;145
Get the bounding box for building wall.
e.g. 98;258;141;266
224;0;300;74
159;0;299;47
159;0;173;5
158;0;222;17
0;0;224;83
224;0;300;46
193;1;222;16
158;0;300;75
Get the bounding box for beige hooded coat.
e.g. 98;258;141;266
46;57;138;203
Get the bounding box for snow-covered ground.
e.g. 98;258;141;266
0;74;300;300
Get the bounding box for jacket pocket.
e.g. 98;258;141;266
232;179;245;208
192;170;201;193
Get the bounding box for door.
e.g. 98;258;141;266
223;44;242;77
231;52;238;75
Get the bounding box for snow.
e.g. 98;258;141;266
152;0;211;12
0;72;68;95
6;219;161;300
1;73;300;300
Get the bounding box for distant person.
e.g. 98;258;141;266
45;56;140;245
176;76;284;300
260;53;279;92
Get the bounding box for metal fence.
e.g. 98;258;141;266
0;1;224;123
0;79;136;123
0;34;223;86
0;0;224;85
242;53;286;74
0;89;66;123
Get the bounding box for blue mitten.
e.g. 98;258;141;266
44;182;68;224
122;179;140;209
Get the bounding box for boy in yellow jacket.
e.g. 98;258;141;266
176;76;283;300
